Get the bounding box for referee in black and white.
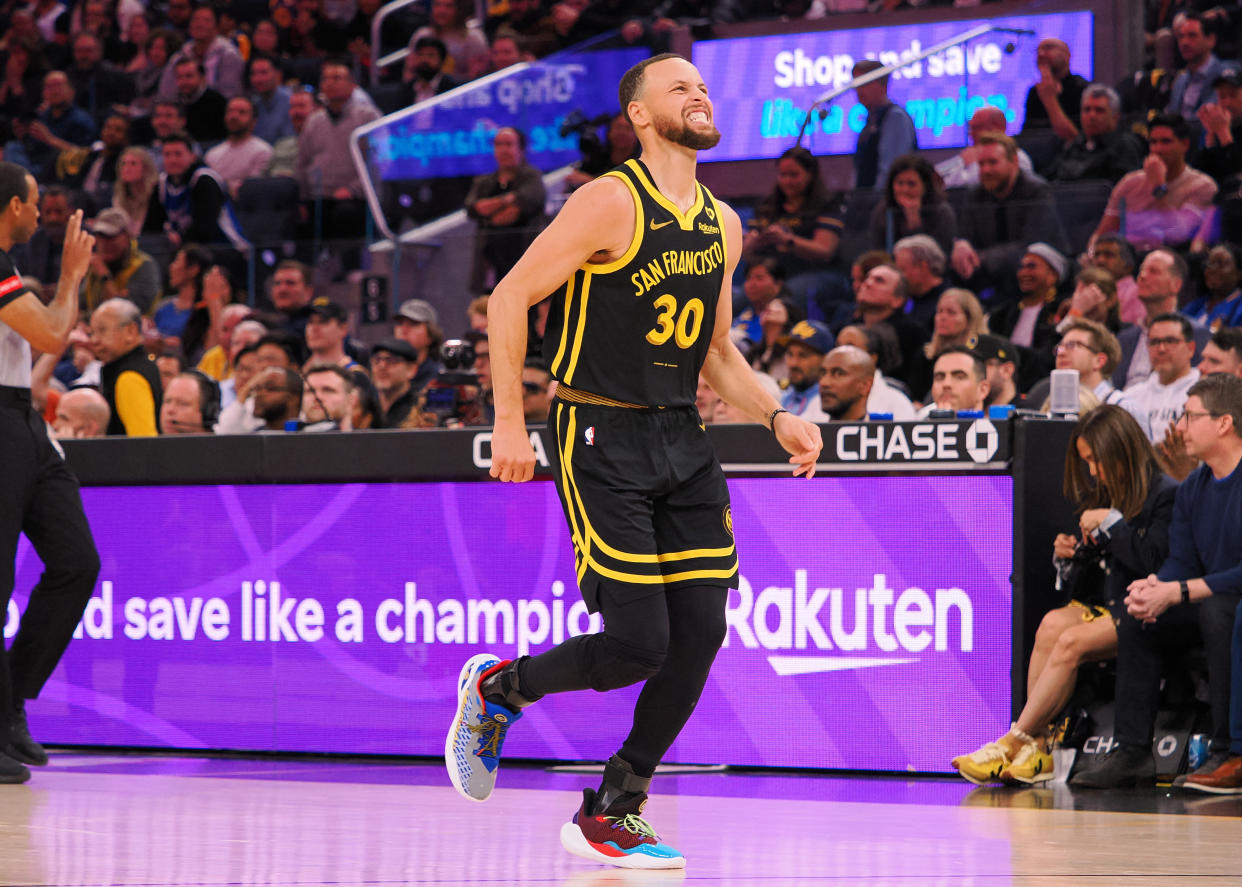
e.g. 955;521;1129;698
0;161;100;783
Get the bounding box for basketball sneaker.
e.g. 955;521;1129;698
560;787;686;870
445;654;521;802
951;741;1010;784
999;740;1054;785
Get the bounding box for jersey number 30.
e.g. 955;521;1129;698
645;295;705;348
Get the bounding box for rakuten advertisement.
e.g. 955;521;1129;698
9;476;1012;772
692;12;1093;161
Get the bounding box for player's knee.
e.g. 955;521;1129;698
588;636;667;691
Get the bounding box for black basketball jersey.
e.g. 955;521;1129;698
543;158;728;408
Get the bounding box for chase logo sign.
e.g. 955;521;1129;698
831;420;1006;465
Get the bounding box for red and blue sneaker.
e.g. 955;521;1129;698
559;787;686;870
445;654;522;802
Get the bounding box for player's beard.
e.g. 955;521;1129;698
653;109;721;150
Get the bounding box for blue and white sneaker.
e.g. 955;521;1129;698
445;653;522;802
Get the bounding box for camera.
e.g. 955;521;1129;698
424;338;483;426
560;109;615;173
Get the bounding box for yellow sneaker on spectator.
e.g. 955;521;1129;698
1000;740;1054;785
951;742;1010;784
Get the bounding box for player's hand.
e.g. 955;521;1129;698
774;411;823;479
490;419;537;483
60;210;95;282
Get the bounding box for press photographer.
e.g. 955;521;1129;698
562;111;639;191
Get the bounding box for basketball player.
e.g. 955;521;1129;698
0;161;99;783
446;55;823;868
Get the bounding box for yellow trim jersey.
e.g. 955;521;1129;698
543;158;728;408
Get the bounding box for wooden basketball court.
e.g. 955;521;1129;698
0;753;1238;886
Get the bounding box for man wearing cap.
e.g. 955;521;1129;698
973;334;1026;410
393;298;445;394
988;243;1066;378
370;337;420;428
303;299;360;373
1195;67;1242;186
780;319;834;420
80;208;161;315
851;59;917;191
818;345;875;421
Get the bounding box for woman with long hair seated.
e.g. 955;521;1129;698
869;154;956;256
951;405;1177;784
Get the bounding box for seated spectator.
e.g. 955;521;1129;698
915;345;990;417
741;146;848;316
303;298;360;372
158;4;244;101
696;374;721;425
835;323;916;420
747;295;803;385
951;133;1068;300
248;53;294;147
144;133;247;252
465;127;547;292
953;405;1175;786
908;286;989;400
409;0;490;82
522;357;554;424
251;366;303;432
127;26;178;118
195;304;255;384
369;337;421;428
988;242;1067;381
732;257;790;349
1054;265;1121;334
155;348;185;391
88;297;162;436
81;208;162;314
1184;243;1242;331
1200;327;1242;377
400;36;460;105
1092;113;1216;252
1193;66;1242;186
205;96;273;198
851;59;917;191
10;186;71;293
1084;234;1143;325
817;345;876;421
160;369;219;434
467;295;488;334
779;320;834;418
50;387;111;438
174;263;234;366
267;88;318;179
1167;11;1224;120
296;57;379;271
302;363;359;431
974;334;1023;409
112;145;158;235
486;34;528;75
168;58;227;146
213;339;278;433
1125;312;1201;443
492;0;562;58
67;30;134;127
830;262;927;388
1045;84;1145;184
152;244;211;342
393;298;446;394
0;36;44;125
58;112;130;211
869;155;956;257
1022;37;1088;142
10;70;96;180
1074;373;1242;788
935;105;1036;189
1030;318;1152;438
892;234;950;332
1115;249;1211;390
146;100;193;172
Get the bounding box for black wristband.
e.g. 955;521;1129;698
768;407;788;433
1180;580;1190;605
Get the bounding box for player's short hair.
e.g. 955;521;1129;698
618;52;684;127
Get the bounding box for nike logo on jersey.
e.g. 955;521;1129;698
649;219;675;230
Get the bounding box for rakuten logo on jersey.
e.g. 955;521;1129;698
725;572;974;675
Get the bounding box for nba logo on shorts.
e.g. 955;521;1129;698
584;426;596;446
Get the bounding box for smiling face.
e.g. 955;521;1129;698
630;57;720;151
